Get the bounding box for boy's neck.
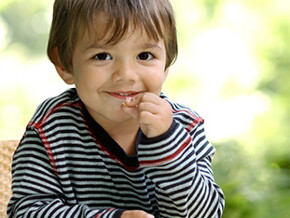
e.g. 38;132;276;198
99;119;140;156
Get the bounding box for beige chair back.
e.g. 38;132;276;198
0;140;18;218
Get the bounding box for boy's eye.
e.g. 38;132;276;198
137;52;154;61
93;53;112;60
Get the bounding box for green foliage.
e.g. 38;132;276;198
211;1;290;217
214;140;290;218
0;0;51;56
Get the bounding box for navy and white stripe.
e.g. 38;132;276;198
8;88;224;218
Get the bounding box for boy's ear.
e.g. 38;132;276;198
52;48;75;85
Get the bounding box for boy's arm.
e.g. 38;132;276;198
123;92;224;217
7;129;124;218
138;114;225;217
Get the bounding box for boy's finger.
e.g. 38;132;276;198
140;92;162;105
138;101;160;115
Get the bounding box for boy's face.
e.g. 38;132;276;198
61;26;168;126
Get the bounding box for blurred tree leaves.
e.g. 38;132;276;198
171;0;290;217
0;0;51;56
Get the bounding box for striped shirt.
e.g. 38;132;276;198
7;88;224;218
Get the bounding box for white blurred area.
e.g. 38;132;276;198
0;0;271;141
165;0;271;141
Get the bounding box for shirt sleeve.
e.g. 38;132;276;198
138;117;225;217
7;128;123;218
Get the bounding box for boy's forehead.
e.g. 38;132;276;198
81;22;162;47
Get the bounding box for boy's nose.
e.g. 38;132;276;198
112;60;139;82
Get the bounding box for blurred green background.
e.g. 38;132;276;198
0;0;289;217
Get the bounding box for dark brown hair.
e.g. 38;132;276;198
47;0;178;70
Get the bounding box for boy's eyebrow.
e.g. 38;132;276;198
85;43;110;51
85;42;163;51
140;42;163;51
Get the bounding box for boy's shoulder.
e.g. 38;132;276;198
28;88;83;128
161;93;204;127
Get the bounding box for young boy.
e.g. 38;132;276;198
8;0;225;217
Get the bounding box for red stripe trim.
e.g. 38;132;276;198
139;136;191;166
28;101;83;175
172;109;204;131
39;127;58;175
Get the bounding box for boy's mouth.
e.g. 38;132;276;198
107;92;140;99
117;92;135;96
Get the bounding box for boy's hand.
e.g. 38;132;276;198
122;92;173;138
121;210;154;218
